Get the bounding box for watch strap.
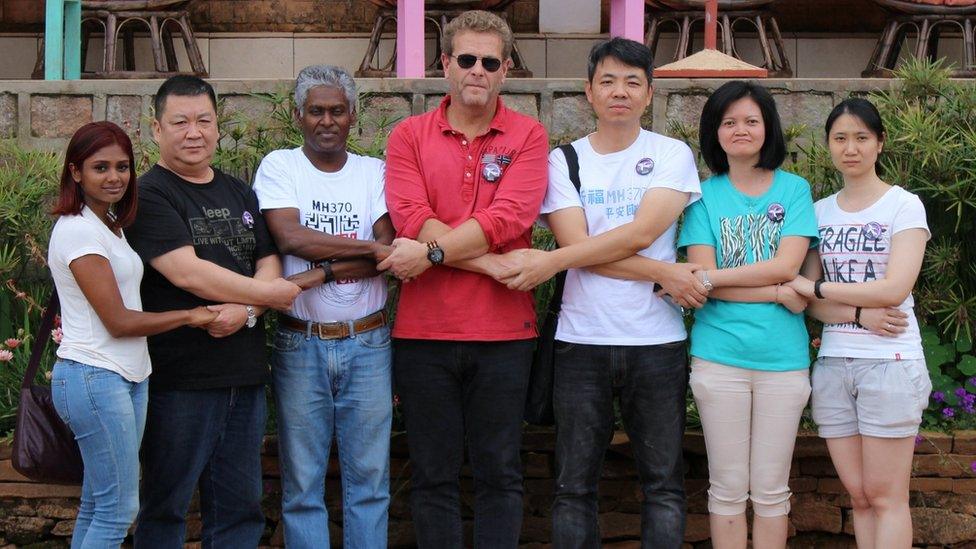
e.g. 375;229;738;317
319;261;335;284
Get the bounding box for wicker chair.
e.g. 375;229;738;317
78;0;206;78
357;0;532;77
645;0;792;77
863;0;976;77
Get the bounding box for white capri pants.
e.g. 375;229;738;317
689;357;811;517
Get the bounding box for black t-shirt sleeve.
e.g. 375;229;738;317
245;185;278;261
127;178;193;262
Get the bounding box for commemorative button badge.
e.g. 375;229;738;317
482;162;503;183
635;157;655;176
766;202;785;223
863;221;884;240
242;210;255;229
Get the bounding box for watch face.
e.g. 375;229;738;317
428;247;445;265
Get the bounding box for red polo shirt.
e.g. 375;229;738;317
385;96;549;341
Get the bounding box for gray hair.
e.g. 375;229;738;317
294;65;357;115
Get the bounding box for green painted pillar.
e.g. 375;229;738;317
44;0;82;80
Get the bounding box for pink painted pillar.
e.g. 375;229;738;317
704;0;718;50
609;0;644;42
397;0;425;78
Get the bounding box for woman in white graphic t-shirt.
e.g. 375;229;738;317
787;98;931;549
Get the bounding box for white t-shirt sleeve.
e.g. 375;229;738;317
648;141;702;205
892;190;930;240
253;150;299;211
54;217;110;265
370;159;389;226
541;146;584;215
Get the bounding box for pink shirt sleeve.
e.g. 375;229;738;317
470;123;549;251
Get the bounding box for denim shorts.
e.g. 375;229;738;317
812;356;931;439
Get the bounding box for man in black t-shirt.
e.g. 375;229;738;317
126;76;300;548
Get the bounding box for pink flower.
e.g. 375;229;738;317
811;337;821;349
0;349;13;362
51;328;63;345
4;338;20;349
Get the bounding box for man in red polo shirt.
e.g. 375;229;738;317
378;10;548;548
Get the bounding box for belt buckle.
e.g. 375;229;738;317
315;321;348;340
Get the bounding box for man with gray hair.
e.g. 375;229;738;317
253;64;395;548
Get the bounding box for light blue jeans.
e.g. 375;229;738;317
272;324;392;549
51;358;148;549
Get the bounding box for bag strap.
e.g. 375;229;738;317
22;290;59;390
558;143;582;193
546;144;583;316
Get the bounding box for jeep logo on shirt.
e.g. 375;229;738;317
203;207;232;219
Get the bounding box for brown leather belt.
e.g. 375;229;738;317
278;310;388;340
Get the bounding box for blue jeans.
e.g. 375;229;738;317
552;341;688;549
394;338;534;549
133;385;266;549
51;359;147;549
271;325;392;549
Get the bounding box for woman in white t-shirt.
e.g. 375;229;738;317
786;98;931;548
48;122;216;548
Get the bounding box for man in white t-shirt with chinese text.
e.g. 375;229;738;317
499;38;706;548
253;65;394;548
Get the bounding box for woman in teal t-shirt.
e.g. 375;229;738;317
677;81;818;549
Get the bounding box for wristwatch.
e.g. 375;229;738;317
426;240;445;265
245;305;257;328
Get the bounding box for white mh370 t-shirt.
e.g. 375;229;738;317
253;147;388;323
541;129;702;346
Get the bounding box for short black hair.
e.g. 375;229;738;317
699;81;786;174
825;97;885;141
153;75;217;120
587;37;653;84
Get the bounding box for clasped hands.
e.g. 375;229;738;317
493;250;711;309
784;276;908;337
191;277;303;339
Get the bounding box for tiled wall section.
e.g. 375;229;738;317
2;31;971;80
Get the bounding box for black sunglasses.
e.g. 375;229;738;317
452;54;503;73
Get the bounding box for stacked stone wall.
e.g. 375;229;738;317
2;431;976;546
0;78;895;153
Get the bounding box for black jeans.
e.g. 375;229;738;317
394;338;533;549
134;386;266;549
552;341;688;549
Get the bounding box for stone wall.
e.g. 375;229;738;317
2;430;976;547
0;78;891;153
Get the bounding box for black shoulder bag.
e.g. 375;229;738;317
524;143;582;426
11;291;84;484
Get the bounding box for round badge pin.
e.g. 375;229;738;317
482;162;502;182
766;202;785;223
242;211;255;229
863;221;884;240
635;157;655;176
